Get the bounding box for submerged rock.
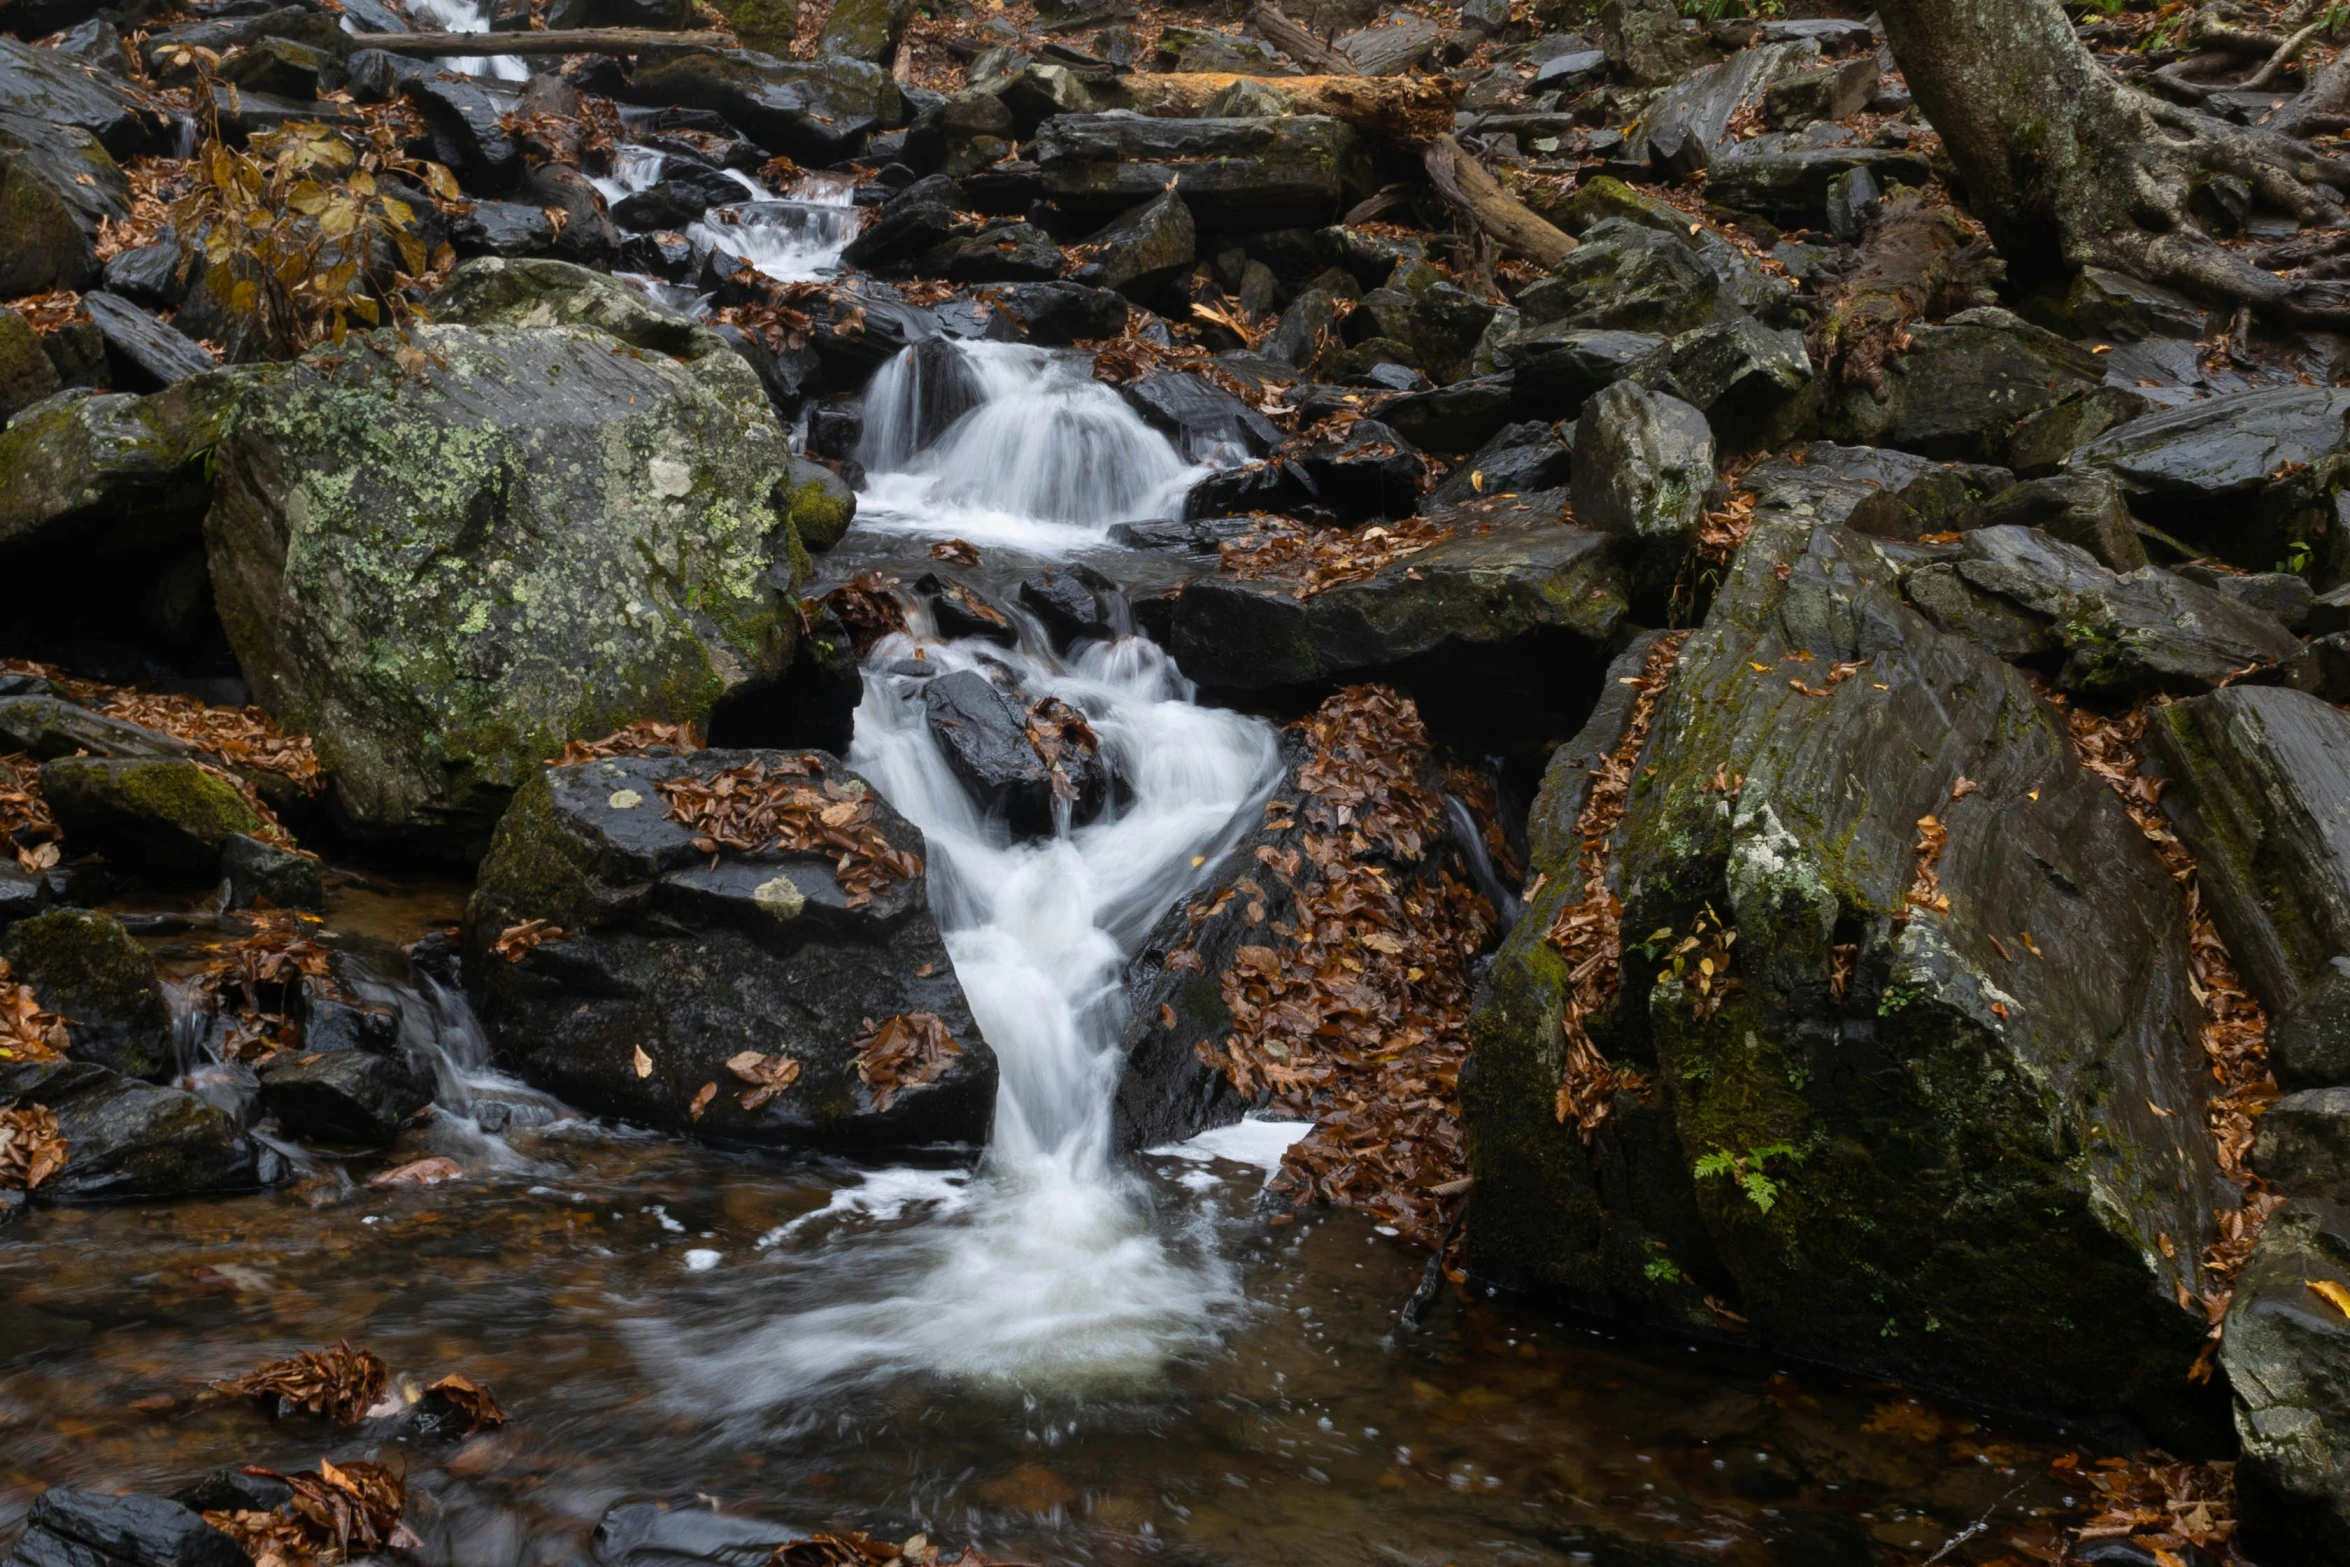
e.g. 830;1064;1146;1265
203;319;807;853
467;749;996;1152
258;1044;432;1144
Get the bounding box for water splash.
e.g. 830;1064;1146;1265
404;0;526;79
689;173;863;284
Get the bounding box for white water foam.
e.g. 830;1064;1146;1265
689;173;863;284
404;0;525;80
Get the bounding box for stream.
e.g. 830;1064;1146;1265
0;222;2094;1567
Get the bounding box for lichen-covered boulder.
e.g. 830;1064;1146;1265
1;909;170;1078
203;322;808;853
1826;307;2123;466
2221;1200;2350;1562
1473;516;2226;1440
815;0;908;62
39;756;267;880
466;749;996;1152
0;1059;279;1201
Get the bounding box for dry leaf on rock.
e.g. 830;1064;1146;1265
0;1100;67;1190
659;756;921;909
727;1050;801;1109
492;919;571;963
853;1013;961;1111
421;1373;507;1436
0;959;69;1064
548;720;704;766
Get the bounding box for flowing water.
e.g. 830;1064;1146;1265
0;341;2092;1567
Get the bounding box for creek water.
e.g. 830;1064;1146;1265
0;341;2089;1567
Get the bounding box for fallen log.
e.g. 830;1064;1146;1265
1422;133;1576;267
362;28;733;57
1813;188;2000;395
1109;72;1462;144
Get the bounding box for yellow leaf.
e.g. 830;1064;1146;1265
2310;1278;2350;1318
633;1045;653;1078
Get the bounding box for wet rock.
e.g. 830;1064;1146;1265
0;306;59;418
218;36;337;100
0;866;46;928
81;292;214;391
1600;0;1711;86
1260;285;1343;370
1;909;170;1078
0;1059;277;1201
1828;307;2116;466
448;199;560;260
2066;387;2350;576
0;695;192;763
902;88;1014;177
1516;219;1729;336
815;0;908;63
0;36;172;159
39;756;268;881
2270;957;2350;1092
1581;518;2218;1436
1357;260;1499;386
1072;186;1195;300
1762;56;1877;128
101;237;184;310
0;377;235;564
2254;1089;2350;1201
258;1045;432;1144
1107;515;1257;553
2220;1199;2350;1561
1705;144;1930;225
1742;442;2010;539
1018;565;1118;648
1905;527;2299;699
402;74;524;193
1572;380;1715;603
1165;507;1627;749
0;116;126;296
1953;471;2145;570
915;573;1018;645
841;172;956;269
611;162;750;230
617;51;900;165
916;221;1065;283
1117;370;1280;463
1031;114;1371;230
921;668;1113;834
1375;373;1517;459
2145;687;2350;1031
2176;566;2315;630
1624;41;1815;178
1422;420;1571;510
1659;315;1812;451
467;749;997;1151
202;317;805;853
220;833;325;911
3;1489;247;1567
997;61;1092;134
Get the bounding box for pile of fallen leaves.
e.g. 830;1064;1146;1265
1194;686;1494;1248
197;910;336;1062
1217;515;1457;601
204;1459;419;1567
0;958;68;1065
1542;634;1687;1138
853;1012;962;1111
0;1100;67;1191
547;720;704;767
821;572;911;658
1079;314;1293;426
658;756;921;909
1;754;60;873
220;1342;388;1425
491;918;570;963
1024;697;1100;806
2068;706;2281;1351
2055;1451;2251;1565
767;1531;1036;1567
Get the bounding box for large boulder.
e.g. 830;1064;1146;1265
2220;1200;2350;1563
1621;40;1816;178
1740;441;2009;538
1572;380;1716;605
39;756;268;880
1030;114;1371;230
1473;516;2227;1439
0;37;174;158
0;1059;278;1201
0;378;236;565
0;116;126;296
615;51;900;164
466;749;997;1152
1;909;171;1078
1827;307;2126;467
814;0;908;62
1164;502;1629;749
1904;526;2300;699
202;320;807;852
1516;220;1733;337
2144;686;2350;1052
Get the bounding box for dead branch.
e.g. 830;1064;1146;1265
1422;133;1576;267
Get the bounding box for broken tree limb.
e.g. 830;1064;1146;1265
1246;2;1356;74
1109;72;1462;143
1422;133;1576;267
362;28;733;57
1814;189;2000;395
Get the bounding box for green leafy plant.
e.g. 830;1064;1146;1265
1649;903;1740;1021
2280;540;2314;575
1643;1256;1685;1285
172;78;458;352
1694;1142;1804;1214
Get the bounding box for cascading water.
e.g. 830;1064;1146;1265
402;0;526;79
645;339;1286;1409
689;173;864;283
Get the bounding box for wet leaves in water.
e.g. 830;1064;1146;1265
367;1157;460;1188
1024;698;1100;804
2058;1450;2245;1561
853;1013;961;1112
768;1533;1036;1567
820;572;910;658
726;1050;801;1109
929;539;982;566
420;1373;507;1436
198;911;336;1063
0;1100;67;1191
547;720;704;767
659;756;922;910
220;1342;388;1426
492;919;572;963
210;1458;420;1567
0;958;69;1064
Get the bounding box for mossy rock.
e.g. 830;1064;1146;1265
202;322;807;856
1;909;171;1079
815;0;909;62
706;0;798;53
38;755;266;881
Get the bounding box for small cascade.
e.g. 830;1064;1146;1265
854;340;1206;547
588;145;670;206
689;172;863;284
1446;793;1523;935
403;0;525;79
337;955;569;1156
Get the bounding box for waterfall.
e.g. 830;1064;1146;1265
645;341;1283;1407
403;0;526;79
689;173;864;285
855;340;1206;549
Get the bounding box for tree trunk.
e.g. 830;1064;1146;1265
1876;0;2350;316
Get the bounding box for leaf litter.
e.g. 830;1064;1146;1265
853;1012;962;1111
0;1098;67;1191
1216;515;1457;601
0;957;70;1064
658;756;921;910
220;1341;388;1425
206;1459;421;1567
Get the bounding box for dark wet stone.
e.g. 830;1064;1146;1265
468;749;995;1152
2270;957;2350;1092
1743;442;2011;540
1118;370;1280;463
1572;380;1715;604
1031;113;1371;230
2176;565;2315;631
1018;564;1118;648
1357;259;1498;386
1623;41;1815;178
1706;144;1930;223
921;669;1112;835
0;1059;276;1201
1107;515;1257;553
841;172;955;268
2254;1088;2350;1201
982;280;1128;346
1829;307;2114;466
0;865;47;928
916;221;1065;283
0;36;173;160
448;199;560;259
1;909;169;1078
1516;220;1728;337
402;74;523;193
1954;471;2144;569
0;696;192;763
218;833;324;911
616;51;900;166
915;572;1018;646
39;756;267;882
4;1489;247;1567
259;1045;432;1144
2221;1199;2350;1561
1659;315;1812;451
1422;420;1570;511
612;162;749;230
1071;185;1194;300
81;292;214;391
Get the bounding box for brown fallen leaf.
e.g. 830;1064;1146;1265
727;1050;801;1109
421;1373;507;1436
2310;1278;2350;1318
633;1044;654;1079
221;1342;388;1426
0;1099;67;1189
492;919;571;963
929;538;982;566
853;1013;961;1111
689;1081;717;1120
368;1156;460;1188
